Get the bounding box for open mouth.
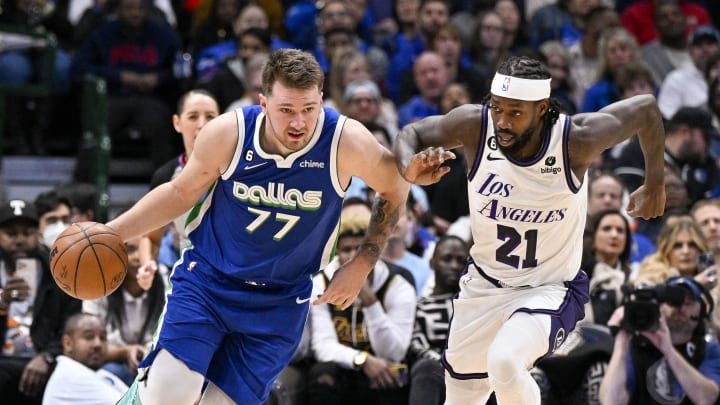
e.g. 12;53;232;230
496;133;514;146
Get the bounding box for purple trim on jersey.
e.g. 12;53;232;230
504;124;552;168
468;257;504;288
467;105;489;181
561;116;582;194
515;270;589;363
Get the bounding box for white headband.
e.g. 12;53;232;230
490;73;551;101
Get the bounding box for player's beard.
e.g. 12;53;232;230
497;126;535;157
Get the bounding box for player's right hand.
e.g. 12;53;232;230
402;147;456;185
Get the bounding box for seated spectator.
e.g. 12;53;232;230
71;0;180;170
41;313;128;404
582;209;632;326
308;209;416;405
600;276;720;404
225;52;267;111
382;200;434;296
398;51;450;128
539;40;578;114
199;27;271;111
83;236;166;386
33;190;72;249
620;0;711;45
639;0;691;88
634;219;717;290
0;199;81;405
406;235;468;405
55;181;99;222
581;27;643;113
658;24;720;119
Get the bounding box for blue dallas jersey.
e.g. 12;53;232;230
184;105;346;286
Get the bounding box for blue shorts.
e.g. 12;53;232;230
140;249;312;404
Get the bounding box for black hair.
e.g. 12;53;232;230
63;312;101;335
55;182;99;214
175;89;218;114
238;26;273;49
34;190;72;219
105;272;166;345
589;208;632;267
482;56;562;131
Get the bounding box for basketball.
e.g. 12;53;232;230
49;222;128;300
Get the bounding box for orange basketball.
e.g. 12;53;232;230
49;222;128;300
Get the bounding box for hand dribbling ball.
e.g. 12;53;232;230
50;222;128;300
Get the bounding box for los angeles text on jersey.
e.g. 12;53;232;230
233;181;322;210
476;173;567;223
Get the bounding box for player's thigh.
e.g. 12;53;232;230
207;306;308;404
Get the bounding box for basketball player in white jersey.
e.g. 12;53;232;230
394;56;667;404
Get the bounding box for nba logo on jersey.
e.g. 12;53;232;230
502;77;511;92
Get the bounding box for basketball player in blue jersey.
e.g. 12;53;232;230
394;56;667;405
106;49;410;405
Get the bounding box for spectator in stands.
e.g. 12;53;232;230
398;51;450;127
439;82;470;114
493;0;527;51
71;0;180;170
615;106;720;206
406;235;467;405
188;0;239;61
658;24;720;119
540;40;577;114
33;190;71;249
621;0;711;46
225;52;267;111
600;276;720;404
634;218;718;288
84;236;166;385
582;27;643;112
387;0;449;103
693;200;720;268
343;78;398;140
0;199;81;405
55;182;99;222
42;313;128;404
527;0;600;49
200;27;271;111
640;0;691;88
308;209;415;405
469;10;506;87
582;209;632;326
381;199;434;295
567;5;620;108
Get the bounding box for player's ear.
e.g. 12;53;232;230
537;99;549;116
259;93;267;113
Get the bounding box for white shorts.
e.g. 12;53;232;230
442;265;589;378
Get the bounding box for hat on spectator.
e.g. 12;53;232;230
343;79;381;103
667;276;714;318
689;25;720;46
0;200;38;227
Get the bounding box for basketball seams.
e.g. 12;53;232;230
50;222;128;300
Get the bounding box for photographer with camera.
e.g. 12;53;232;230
599;277;720;404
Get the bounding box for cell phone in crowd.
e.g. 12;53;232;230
390;363;409;386
698;252;715;272
14;258;39;301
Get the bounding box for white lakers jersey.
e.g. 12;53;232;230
467;105;587;287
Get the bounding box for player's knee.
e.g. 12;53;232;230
139;350;205;405
486;346;523;385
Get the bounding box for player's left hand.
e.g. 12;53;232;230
314;261;371;309
626;183;665;219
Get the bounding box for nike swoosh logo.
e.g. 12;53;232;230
486;153;504;161
244;162;268;170
296;296;311;304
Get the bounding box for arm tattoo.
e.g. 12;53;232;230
358;196;401;262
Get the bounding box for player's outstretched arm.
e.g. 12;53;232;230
394;104;481;185
314;119;410;310
107;112;238;241
570;94;666;219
